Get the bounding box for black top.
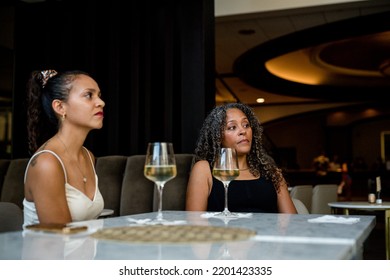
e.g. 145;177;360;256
207;176;278;213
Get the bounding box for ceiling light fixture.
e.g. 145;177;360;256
256;98;265;103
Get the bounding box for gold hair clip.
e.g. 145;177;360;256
41;69;58;88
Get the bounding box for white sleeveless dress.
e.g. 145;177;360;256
23;148;104;227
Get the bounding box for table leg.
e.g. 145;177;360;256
331;207;349;215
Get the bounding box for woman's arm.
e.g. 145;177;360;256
25;153;72;224
277;182;298;214
185;160;213;211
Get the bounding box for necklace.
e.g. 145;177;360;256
239;167;249;171
57;135;87;185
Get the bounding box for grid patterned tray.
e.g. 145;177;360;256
91;224;256;243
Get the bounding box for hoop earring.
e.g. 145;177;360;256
62;113;66;121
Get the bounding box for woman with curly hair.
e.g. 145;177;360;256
186;103;297;213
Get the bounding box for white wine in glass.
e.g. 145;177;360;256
144;142;177;223
212;148;239;216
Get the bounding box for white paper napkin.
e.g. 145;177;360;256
307;215;360;224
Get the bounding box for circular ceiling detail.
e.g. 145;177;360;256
233;11;390;101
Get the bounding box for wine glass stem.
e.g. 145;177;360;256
223;182;230;214
156;183;164;221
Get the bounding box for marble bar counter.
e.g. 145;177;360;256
0;211;375;260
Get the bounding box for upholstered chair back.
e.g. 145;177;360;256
0;159;29;208
290;185;313;213
120;155;155;215
0;159;11;199
0;202;24;232
311;184;338;214
95;155;128;217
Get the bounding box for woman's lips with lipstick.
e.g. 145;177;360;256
238;139;249;144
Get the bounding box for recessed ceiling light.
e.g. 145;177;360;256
256;98;265;103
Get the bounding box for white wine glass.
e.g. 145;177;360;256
212;148;239;217
144;142;177;223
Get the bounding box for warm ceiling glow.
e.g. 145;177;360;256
328;111;349;124
363;108;380;117
265;50;327;85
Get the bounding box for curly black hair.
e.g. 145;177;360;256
193;103;285;192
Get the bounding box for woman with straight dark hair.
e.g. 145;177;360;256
23;69;105;227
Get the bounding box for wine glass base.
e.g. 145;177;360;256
200;212;252;225
147;219;169;225
144;212;169;225
201;212;253;220
128;217;187;225
213;210;238;217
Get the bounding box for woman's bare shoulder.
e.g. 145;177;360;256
191;160;211;171
28;151;63;174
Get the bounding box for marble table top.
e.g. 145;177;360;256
0;211;375;260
